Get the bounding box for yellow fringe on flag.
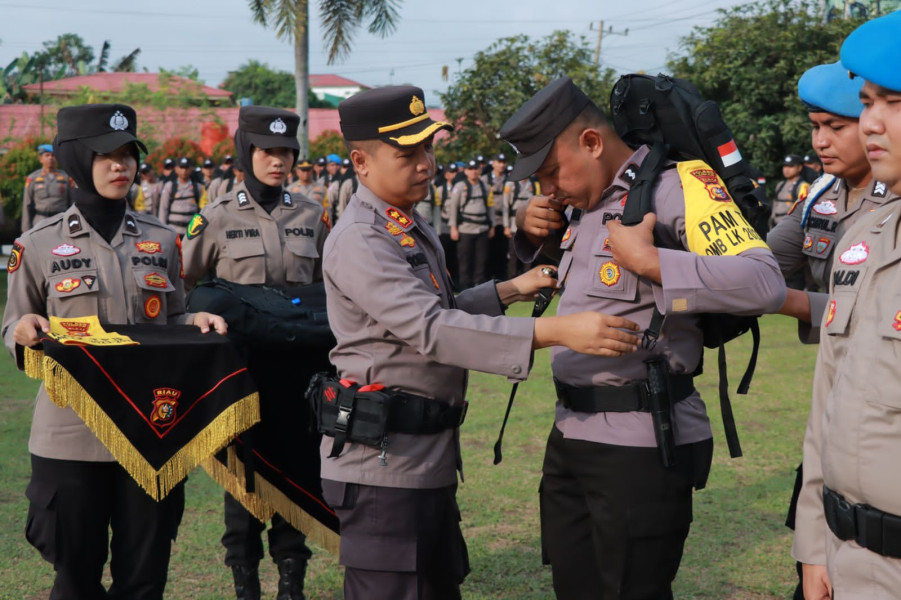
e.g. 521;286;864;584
24;347;45;380
32;353;260;501
202;447;341;556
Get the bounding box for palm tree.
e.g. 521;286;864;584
248;0;402;157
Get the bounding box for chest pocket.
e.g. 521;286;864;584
132;269;174;323
586;234;638;302
48;270;100;302
823;286;861;337
285;238;320;285
223;238;266;284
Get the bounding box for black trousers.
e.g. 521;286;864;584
488;224;508;280
456;231;490;290
322;479;469;600
438;232;459;286
25;455;185;600
506;236;530;279
540;426;707;600
222;492;312;566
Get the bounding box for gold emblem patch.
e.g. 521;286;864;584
400;234;416;248
690;168;731;201
385;222;404;236
599;261;620;287
151;387;181;426
55;277;81;293
136;240;162;254
144;272;167;288
7;242;23;273
410;95;425;116
145;294;162;319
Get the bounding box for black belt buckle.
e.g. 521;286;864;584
335;405;352;433
826;488;857;541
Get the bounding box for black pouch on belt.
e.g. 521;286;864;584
306;372;392;458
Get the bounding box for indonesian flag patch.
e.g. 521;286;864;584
717;139;742;168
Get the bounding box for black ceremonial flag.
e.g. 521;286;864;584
25;323;260;501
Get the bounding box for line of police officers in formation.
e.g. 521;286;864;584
7;11;901;600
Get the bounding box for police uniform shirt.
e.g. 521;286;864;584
286;180;327;210
516;145;784;447
140;180;162;216
502;178;535;233
181;181;327;288
2;206;191;462
767;176;896;343
321;184;534;489
159;179;202;235
793;200;901;592
483;171;506;226
446;179;491;234
21;168;73;231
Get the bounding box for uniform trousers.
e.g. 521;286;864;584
456;231;490;290
438;231;459;285
25;454;185;600
222;492;311;566
322;479;469;600
489;224;508;280
540;426;708;600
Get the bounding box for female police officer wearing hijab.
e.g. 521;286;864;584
2;103;226;600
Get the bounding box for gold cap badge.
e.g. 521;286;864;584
409;96;425;116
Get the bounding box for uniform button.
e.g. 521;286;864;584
512;365;522;375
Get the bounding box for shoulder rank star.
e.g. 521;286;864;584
386;207;413;229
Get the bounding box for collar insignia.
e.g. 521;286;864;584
125;216;138;234
237;191;250;206
399;233;416;248
283;192;293;206
386;207;413;229
68;214;83;234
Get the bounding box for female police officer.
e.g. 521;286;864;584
2;103;226;600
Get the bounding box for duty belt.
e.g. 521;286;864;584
823;486;901;558
554;375;695;413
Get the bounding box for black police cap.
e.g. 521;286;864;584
500;76;591;180
239;106;300;151
783;154;803;166
163;158;175;168
139;162;151;173
297;157;313;169
339;85;452;148
447;163;459;172
495;152;507;162
202;158;215;168
223;154;234;163
177;157;193;168
316;156;327;166
56;103;147;154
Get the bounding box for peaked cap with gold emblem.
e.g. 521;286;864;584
339;85;452;147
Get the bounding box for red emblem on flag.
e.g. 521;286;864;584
59;320;91;336
151;387;181;426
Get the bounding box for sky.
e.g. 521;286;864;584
0;0;753;105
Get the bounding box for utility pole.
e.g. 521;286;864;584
591;21;629;66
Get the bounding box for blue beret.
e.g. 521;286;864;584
37;144;53;154
841;11;901;92
327;153;342;164
798;61;864;118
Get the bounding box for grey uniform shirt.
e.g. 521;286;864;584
446;179;491;234
516;146;785;447
2;207;192;462
767;176;896;343
502;179;535;233
321;184;535;489
159;179;203;236
21;168;72;231
483;172;506;226
181;181;327;288
793;200;901;594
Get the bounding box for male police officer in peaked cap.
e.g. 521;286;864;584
502;76;785;599
793;12;901;600
182;105;329;600
317;84;642;600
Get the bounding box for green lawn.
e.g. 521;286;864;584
0;269;815;599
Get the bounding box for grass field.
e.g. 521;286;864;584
0;269;817;599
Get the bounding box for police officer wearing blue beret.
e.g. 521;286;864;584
793;12;901;599
21;143;74;232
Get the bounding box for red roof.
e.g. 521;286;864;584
0;105;447;150
21;72;231;100
309;74;370;89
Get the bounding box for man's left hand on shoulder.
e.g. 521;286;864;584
606;213;661;283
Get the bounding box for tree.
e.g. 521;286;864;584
34;34;95;78
248;0;402;157
220;60;331;108
439;30;617;162
668;0;862;184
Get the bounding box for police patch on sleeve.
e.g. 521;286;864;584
185;214;208;240
678;160;770;257
7;242;24;273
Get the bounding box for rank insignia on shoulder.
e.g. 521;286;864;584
873;181;888;198
186;214;208;239
599;261;620;287
7;242;24;273
237;191;250;207
125;216;138;234
68;215;83;234
283;192;293;206
621;163;639;183
385;222;404;236
51;243;80;257
839;241;869;265
55;277;81;293
399;234;415;248
135;240;162;254
386;207;413;229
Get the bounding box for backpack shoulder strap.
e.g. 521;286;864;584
621;143;669;226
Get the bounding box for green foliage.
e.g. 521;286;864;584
34;34;95;78
220;60;330;108
668;0;863;185
145;138;205;173
440;30;617;162
211;137;237;165
309;130;345;159
318;0;401;64
0;136;47;227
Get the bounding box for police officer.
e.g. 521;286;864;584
135;162;162;216
504;77;785;599
329;158;357;222
794;14;901;599
320;84;642;600
161;157;176;185
501;172;535;278
2;103;226;600
21;143;74;232
201;158;216;187
182;105;328;600
773;154;811;227
766;59;899;600
484;153;509;279
159;157;208;236
312;156;327;186
287;158;327;211
434;162;460;282
446;159;493;289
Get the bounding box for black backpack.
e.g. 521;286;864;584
610;73;772;459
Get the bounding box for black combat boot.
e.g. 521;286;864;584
231;564;261;600
276;557;306;600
